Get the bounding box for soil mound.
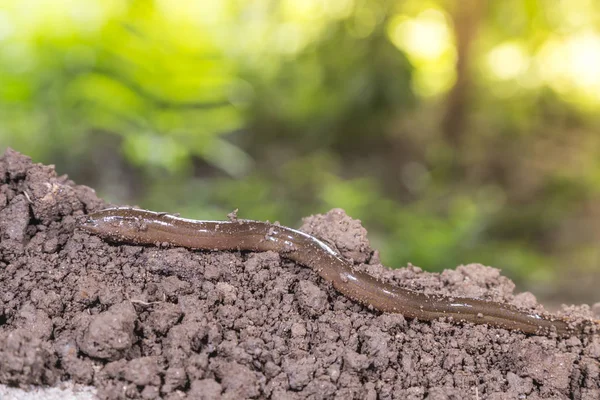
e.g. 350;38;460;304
0;149;599;399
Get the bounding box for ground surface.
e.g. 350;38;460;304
0;148;599;400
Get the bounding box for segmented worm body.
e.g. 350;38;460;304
80;208;574;336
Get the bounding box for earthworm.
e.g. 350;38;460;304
79;207;577;337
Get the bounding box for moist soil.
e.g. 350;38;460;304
0;148;599;400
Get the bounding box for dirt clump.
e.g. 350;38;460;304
0;148;599;399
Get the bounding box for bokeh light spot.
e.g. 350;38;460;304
486;42;529;80
0;11;15;42
389;9;451;61
348;6;377;38
567;31;600;88
536;30;600;103
387;8;455;97
324;0;354;19
275;23;304;55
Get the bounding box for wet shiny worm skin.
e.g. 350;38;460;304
80;207;572;337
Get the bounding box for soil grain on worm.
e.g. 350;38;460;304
0;148;599;400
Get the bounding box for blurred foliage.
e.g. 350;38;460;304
1;0;600;303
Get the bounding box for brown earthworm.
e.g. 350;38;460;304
79;207;577;337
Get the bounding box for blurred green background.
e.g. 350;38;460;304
1;0;599;305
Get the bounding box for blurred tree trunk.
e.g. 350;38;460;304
443;0;485;149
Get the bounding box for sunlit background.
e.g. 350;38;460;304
2;0;600;305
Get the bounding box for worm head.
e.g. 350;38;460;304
79;208;150;243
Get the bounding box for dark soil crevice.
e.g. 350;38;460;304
0;148;599;399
